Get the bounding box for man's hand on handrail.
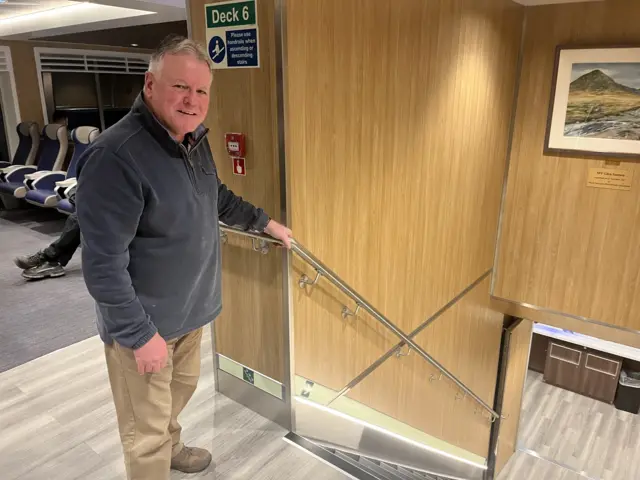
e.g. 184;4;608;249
264;219;293;249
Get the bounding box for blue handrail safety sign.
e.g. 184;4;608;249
205;0;260;69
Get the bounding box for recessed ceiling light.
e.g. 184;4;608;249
131;43;139;47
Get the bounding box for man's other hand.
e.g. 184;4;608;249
133;332;168;374
264;220;293;249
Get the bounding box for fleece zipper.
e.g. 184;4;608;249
179;132;210;192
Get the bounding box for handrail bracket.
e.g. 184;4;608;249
252;238;270;255
341;303;361;320
395;344;411;358
299;270;321;290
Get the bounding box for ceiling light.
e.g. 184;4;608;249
131;43;139;47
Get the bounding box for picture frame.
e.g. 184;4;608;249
545;45;640;159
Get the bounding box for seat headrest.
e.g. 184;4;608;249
72;126;100;145
17;121;37;137
44;123;67;142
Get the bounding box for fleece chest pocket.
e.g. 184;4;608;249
194;159;219;196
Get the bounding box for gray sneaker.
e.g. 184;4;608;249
14;250;47;270
22;261;65;280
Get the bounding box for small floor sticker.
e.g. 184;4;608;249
242;367;254;384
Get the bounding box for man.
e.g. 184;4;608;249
76;35;292;480
13;193;79;280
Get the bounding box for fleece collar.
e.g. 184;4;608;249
131;92;208;155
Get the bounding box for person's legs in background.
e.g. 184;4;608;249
42;210;80;267
14;211;81;280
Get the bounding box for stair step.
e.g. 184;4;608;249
333;451;389;480
284;433;379;480
358;457;404;480
397;465;434;480
408;469;435;480
378;461;424;480
326;447;454;480
284;432;462;480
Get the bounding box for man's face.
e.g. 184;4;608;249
144;53;212;140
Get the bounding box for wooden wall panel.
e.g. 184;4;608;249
492;298;640;350
493;0;640;332
287;0;523;455
2;41;44;126
189;0;285;381
347;277;504;457
495;319;532;474
287;0;523;335
292;258;401;391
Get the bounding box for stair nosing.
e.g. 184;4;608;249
284;432;383;480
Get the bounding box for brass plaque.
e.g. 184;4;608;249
587;168;633;191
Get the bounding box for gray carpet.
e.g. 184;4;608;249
0;206;97;373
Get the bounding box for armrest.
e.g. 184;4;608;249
31;172;67;191
25;171;52;180
1;165;34;174
25;171;67;190
5;166;37;183
1;165;36;182
56;177;77;188
54;178;77;200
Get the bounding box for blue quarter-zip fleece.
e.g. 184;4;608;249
76;94;269;349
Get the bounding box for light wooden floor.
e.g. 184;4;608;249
499;371;640;480
499;450;589;480
0;326;348;480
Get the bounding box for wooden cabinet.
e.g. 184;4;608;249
544;341;584;393
528;333;549;373
543;339;622;404
579;352;622;404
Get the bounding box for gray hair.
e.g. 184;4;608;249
148;35;212;74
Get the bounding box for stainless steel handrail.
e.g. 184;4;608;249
327;270;492;407
219;223;499;420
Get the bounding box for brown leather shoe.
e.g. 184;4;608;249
170;445;213;473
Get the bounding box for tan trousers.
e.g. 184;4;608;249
105;328;203;480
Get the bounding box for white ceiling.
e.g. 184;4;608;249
0;0;76;21
0;0;186;40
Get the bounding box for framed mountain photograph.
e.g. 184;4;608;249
545;46;640;158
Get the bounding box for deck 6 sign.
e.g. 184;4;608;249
205;0;260;69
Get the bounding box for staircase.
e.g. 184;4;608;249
285;432;468;480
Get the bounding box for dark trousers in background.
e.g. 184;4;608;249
44;212;80;266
